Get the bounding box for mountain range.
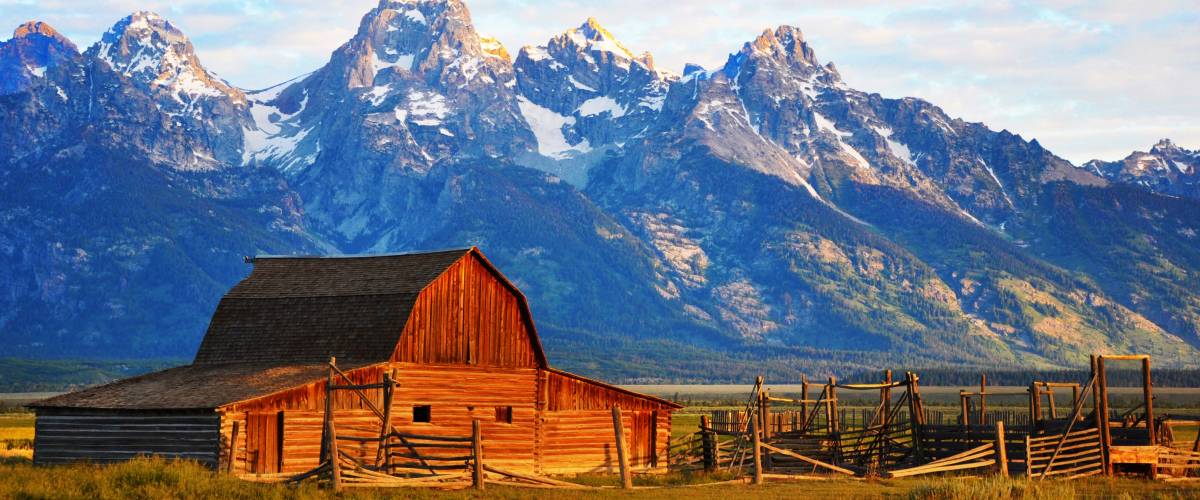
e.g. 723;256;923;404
3;1;1200;381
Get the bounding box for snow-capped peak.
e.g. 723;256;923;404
744;25;820;68
570;18;635;60
87;12;241;105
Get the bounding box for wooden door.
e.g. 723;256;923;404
246;412;283;473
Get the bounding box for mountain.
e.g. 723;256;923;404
2;1;1199;380
512;18;674;185
1083;139;1200;199
0;19;319;358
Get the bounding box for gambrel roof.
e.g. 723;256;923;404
192;247;546;366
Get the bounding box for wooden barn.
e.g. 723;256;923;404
31;248;679;477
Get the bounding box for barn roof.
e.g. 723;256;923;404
193;248;472;365
29;362;372;410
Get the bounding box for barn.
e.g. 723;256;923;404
30;248;679;477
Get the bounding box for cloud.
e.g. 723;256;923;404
1;0;1197;162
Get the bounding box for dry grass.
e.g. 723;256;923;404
1;457;1198;499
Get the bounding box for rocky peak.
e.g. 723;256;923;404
339;0;502;87
87;11;243;105
1151;138;1181;155
479;35;509;61
1;21;80;94
744;25;820;68
13;21;75;49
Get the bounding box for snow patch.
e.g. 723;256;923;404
875;126;915;165
577;96;625;118
517;96;591;159
27;65;46;77
567;75;595;92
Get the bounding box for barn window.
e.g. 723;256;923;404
495;406;513;424
413;405;432;423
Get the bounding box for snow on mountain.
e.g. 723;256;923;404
512;18;673;185
1083;139;1200;199
88;12;243;110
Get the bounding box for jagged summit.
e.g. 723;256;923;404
1;20;80;94
12;21;74;47
745;25;820;67
88;11;242;105
1151;138;1181;154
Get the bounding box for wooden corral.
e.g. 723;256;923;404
672;353;1192;483
31;248;679;481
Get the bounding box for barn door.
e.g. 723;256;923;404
246;412;283;473
628;411;656;468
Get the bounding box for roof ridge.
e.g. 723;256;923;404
250;247;472;261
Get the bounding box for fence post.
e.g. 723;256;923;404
1142;357;1156;446
1024;435;1032;481
995;420;1009;478
979;373;987;425
612;406;632;489
701;415;715;472
750;414;763;485
327;408;342;492
801;376;809;431
472;419;485;490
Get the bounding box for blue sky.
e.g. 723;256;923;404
2;0;1197;163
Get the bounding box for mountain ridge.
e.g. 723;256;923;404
3;1;1199;380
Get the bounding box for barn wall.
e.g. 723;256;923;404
392;255;540;367
34;409;220;468
539;370;674;474
219;363;541;475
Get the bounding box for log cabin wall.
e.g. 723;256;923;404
392;254;541;367
35;409;220;468
539;370;673;474
218;363;542;475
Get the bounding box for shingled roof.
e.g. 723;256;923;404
30;361;373;410
193;248;471;365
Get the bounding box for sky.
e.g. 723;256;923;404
2;0;1198;163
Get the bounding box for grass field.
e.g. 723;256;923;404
0;456;1197;499
3;402;1199;498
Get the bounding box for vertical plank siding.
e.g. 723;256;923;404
34;409;220;468
393;255;539;368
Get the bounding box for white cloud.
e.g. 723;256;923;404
1;0;1197;162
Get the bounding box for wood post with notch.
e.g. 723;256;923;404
472;419;485;490
1142;357;1155;446
979;373;987;425
994;420;1009;477
612;406;632;489
750;413;763;485
701;415;715;472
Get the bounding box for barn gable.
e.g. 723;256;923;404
392;249;546;368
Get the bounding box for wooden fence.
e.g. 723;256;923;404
1025;427;1105;480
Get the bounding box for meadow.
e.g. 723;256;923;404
3;391;1199;498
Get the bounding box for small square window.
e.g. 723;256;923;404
413;405;431;423
495;406;513;424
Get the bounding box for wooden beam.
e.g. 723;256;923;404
750;415;763;485
612;406;632;489
1142;357;1156;446
995;421;1009;478
472;419;484;491
979;373;987;425
759;442;855;475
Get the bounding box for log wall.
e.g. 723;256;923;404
34;409;220;468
